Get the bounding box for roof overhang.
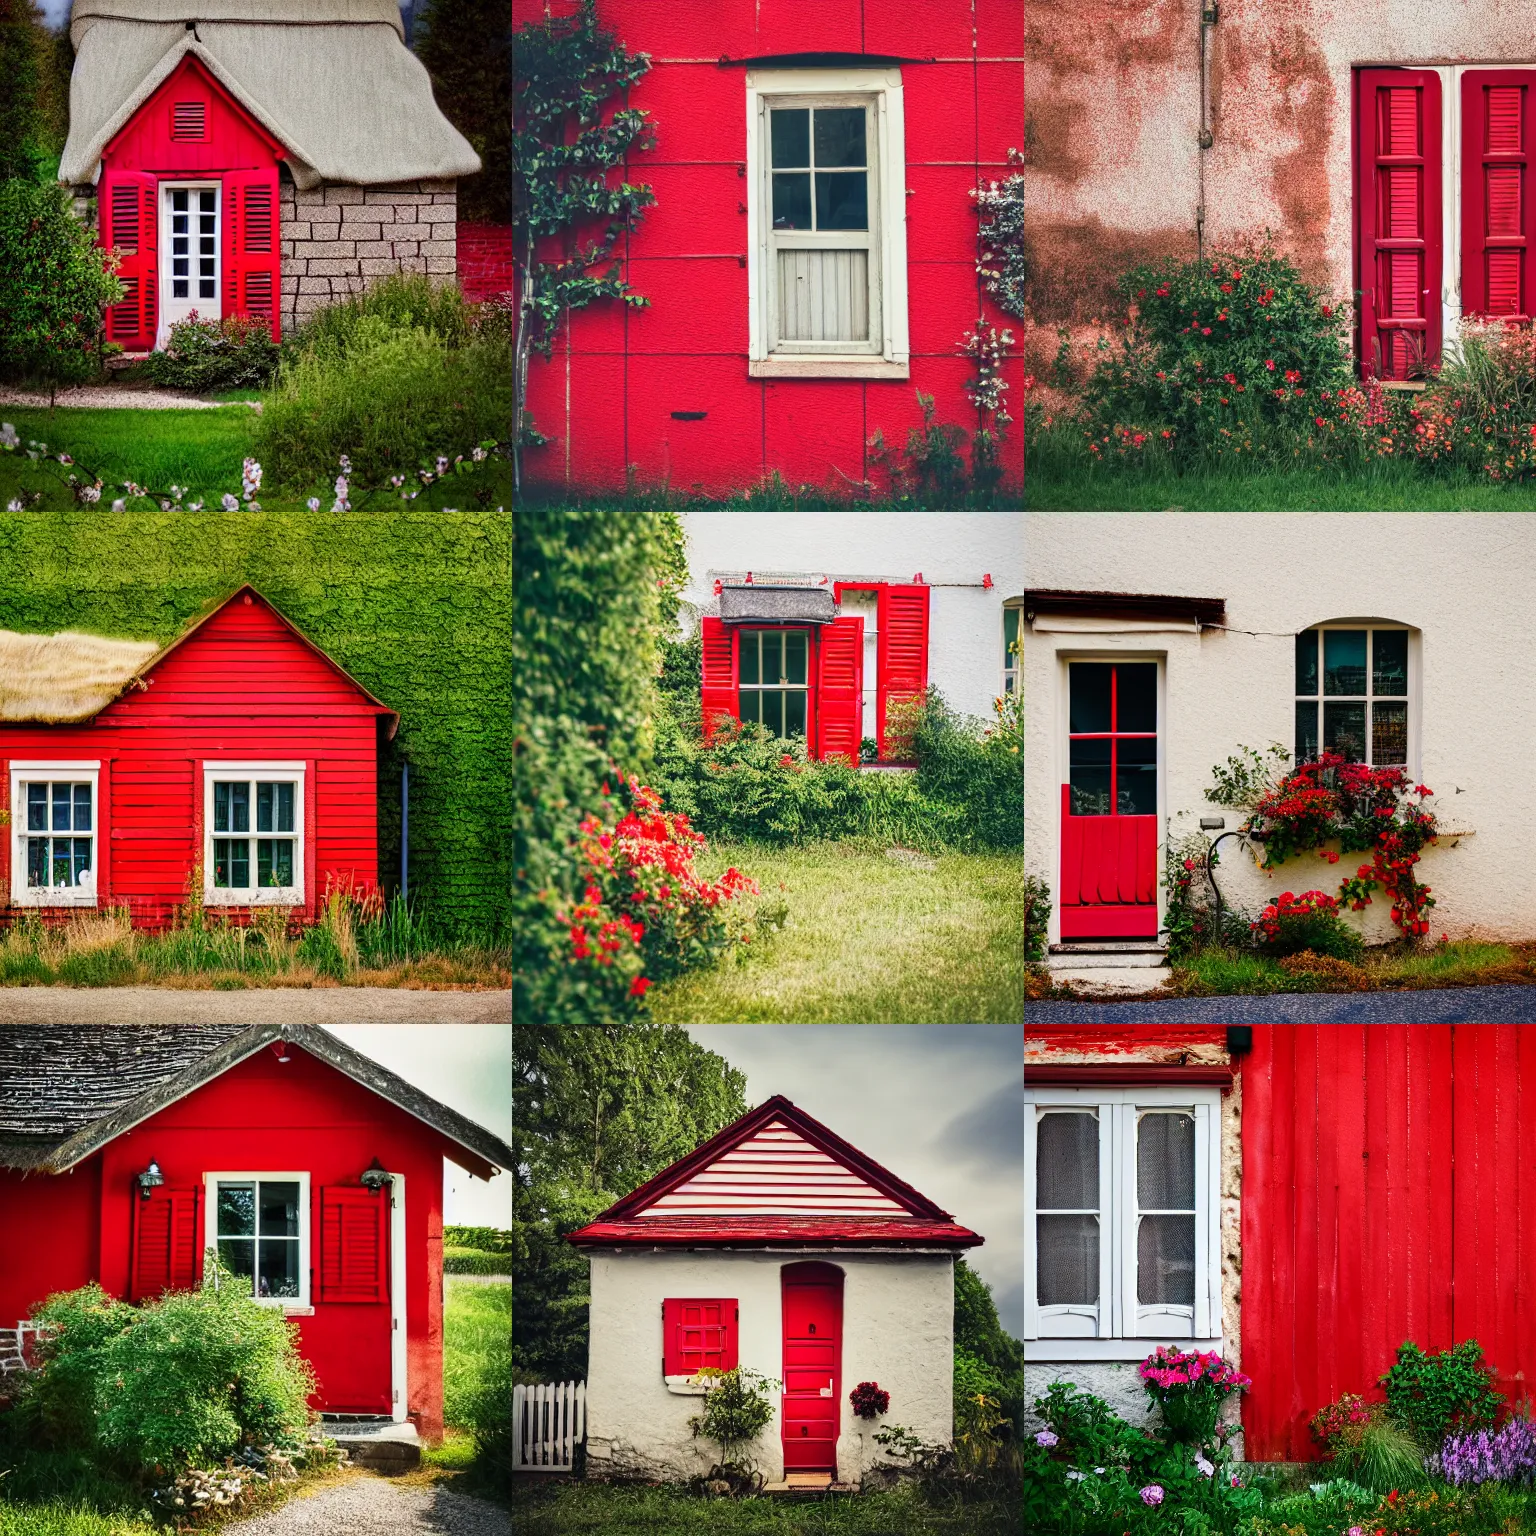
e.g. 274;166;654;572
567;1216;982;1249
719;586;836;626
1025;589;1227;628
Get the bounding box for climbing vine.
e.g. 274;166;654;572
974;147;1025;320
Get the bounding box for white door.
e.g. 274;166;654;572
159;182;221;347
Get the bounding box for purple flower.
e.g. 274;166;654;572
1034;1429;1059;1448
1441;1415;1536;1486
1140;1485;1165;1506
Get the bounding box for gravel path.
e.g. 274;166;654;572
1027;983;1536;1023
0;987;510;1024
224;1476;509;1536
0;386;257;410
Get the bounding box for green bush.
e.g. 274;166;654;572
146;314;280;393
1025;874;1050;962
912;690;1023;851
290;272;478;355
1381;1339;1504;1449
444;1226;513;1254
445;1247;513;1275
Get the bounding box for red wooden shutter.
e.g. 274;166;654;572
662;1297;739;1376
130;1185;203;1301
816;615;863;764
223;167;281;341
102;171;158;351
318;1185;389;1303
1356;68;1443;379
1461;71;1536;322
701;616;738;743
876;584;930;759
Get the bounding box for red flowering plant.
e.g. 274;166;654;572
555;772;759;1010
1251;889;1362;962
1411;316;1536;481
1139;1347;1251;1445
1309;1392;1383;1459
850;1381;890;1419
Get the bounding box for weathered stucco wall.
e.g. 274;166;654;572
585;1249;954;1484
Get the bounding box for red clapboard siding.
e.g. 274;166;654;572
816;617;863;765
876;584;929;759
1461;71;1536;321
1356;69;1443;380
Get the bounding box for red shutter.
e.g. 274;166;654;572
1461;71;1536;322
816;615;863;764
102;171;158;350
223;167;281;341
1356;68;1443;380
662;1297;739;1376
876;583;930;760
701;616;738;743
130;1185;203;1302
318;1185;389;1303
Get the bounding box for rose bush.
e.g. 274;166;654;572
1140;1346;1252;1445
1251;889;1364;962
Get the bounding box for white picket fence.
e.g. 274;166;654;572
513;1380;586;1472
0;1321;46;1375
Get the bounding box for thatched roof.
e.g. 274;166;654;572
60;0;481;190
0;1024;513;1176
0;630;160;723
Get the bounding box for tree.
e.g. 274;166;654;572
415;0;510;223
512;0;656;495
954;1257;1025;1441
512;1023;748;1381
0;0;52;182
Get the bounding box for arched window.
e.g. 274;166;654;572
1294;624;1410;766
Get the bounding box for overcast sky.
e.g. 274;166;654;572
686;1025;1023;1340
324;1024;511;1230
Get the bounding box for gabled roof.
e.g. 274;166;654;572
61;0;481;189
0;1023;512;1177
0;585;398;737
566;1095;982;1249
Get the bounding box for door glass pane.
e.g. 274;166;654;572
1069;664;1112;733
772;173;812;229
26;783;45;831
1324;701;1367;762
257;1240;300;1298
739;634;759;685
1037;1215;1099;1306
786;690;806;737
73;784;91;831
785;630;807;685
218;1182;255;1236
1116;664;1157;733
1295;630;1319;694
763;631;783;685
258;1181;300;1236
1069;767;1112;817
1296;700;1319;762
1323;630;1367;695
1138;1214;1196;1305
1373;701;1408;765
1138;1112;1196;1208
815;172;867;230
1037;1111;1098;1208
814;107;866;167
1373;630;1408;696
1118;736;1157;815
771;108;810;166
51;784;70;832
763;690;784;736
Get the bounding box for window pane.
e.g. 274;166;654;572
257;782;274;833
1116;664;1157;733
1069;664;1112;733
1138;1214;1196;1305
772;172;812;230
1373;630;1408;696
739;634;759;685
73;783;91;832
814;107;866;167
27;783;45;831
72;839;91;885
1323;630;1367;695
258;840;294;887
218;1182;255;1236
259;1181;300;1237
199;190;215;213
214;781;230;833
1069;767;1112;817
785;630;807;685
172;189;187;211
26;838;46;888
257;1239;300;1299
1296;699;1319;763
51;783;70;832
1324;701;1367;762
214;839;250;888
786;690;806;737
739;690;761;724
276;782;294;833
1037;1216;1100;1306
51;843;71;887
763;690;784;736
763;631;783;685
230;782;249;833
815;171;867;231
771;107;810;167
218;1239;255;1291
1138;1112;1196;1208
1037;1111;1098;1208
1296;630;1319;695
1373;701;1408;765
1118;766;1157;815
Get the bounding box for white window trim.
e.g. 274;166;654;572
1026;1085;1223;1361
202;760;305;906
389;1173;407;1420
203;1170;312;1312
9;761;102;908
745;66;909;379
1003;602;1022;695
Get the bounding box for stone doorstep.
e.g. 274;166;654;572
1046;967;1172;993
1047;943;1169;969
761;1476;856;1496
321;1417;421;1474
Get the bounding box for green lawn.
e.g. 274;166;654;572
510;1481;1017;1536
0;1507;156;1536
646;843;1024;1024
444;1277;510;1433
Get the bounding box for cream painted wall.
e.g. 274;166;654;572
585;1248;955;1485
1025;513;1527;943
679;513;1024;726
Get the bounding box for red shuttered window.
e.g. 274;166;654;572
102;172;159;350
318;1186;389;1304
816;616;863;764
876;584;929;759
1355;69;1442;380
222;167;281;341
700;615;738;743
1462;71;1536;322
130;1185;203;1301
662;1297;739;1376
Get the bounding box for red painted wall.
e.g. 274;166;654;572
0;592;392;928
459;222;514;302
513;0;1024;498
0;1046;458;1437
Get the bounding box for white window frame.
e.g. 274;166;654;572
1025;1085;1223;1362
9;761;101;908
203;1171;312;1312
746;66;909;379
1294;623;1417;773
1003;603;1021;695
202;760;305;907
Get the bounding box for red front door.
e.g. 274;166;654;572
1060;661;1159;940
781;1263;842;1472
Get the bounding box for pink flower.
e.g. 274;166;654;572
1140;1485;1165;1506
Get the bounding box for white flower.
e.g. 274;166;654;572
246;500;260;512
470;446;486;462
79;484;101;504
435;456;448;475
1065;1471;1086;1482
306;497;321;512
5;499;21;512
111;499;125;512
221;494;239;511
338;454;351;473
188;500;204;511
389;475;404;489
0;422;17;449
241;458;263;498
1195;1455;1214;1477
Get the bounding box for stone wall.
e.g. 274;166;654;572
279;177;457;333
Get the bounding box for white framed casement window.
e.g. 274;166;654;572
1295;624;1413;769
746;67;909;378
202;761;304;905
1003;604;1021;695
204;1172;311;1310
1025;1085;1223;1361
738;628;811;738
9;761;101;907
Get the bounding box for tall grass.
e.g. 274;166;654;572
444;1279;510;1502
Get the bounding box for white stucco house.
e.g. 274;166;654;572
1024;512;1536;977
566;1094;983;1488
679;512;1023;764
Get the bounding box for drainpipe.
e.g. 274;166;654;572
1197;3;1219;260
400;763;409;904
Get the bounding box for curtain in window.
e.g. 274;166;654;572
1036;1111;1099;1306
1137;1112;1196;1305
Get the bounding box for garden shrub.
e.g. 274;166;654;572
1251;891;1365;962
1381;1340;1504;1450
1311;1393;1425;1491
1414;317;1536;481
145;314;280;393
688;1367;778;1475
867;390;1012;507
1025;873;1051;963
912;689;1024;851
955;1258;1024;1443
1369;1486;1477;1536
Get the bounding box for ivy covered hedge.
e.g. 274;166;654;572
0;509;510;941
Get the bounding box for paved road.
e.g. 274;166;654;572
0;988;510;1025
224;1476;509;1536
1026;984;1536;1023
